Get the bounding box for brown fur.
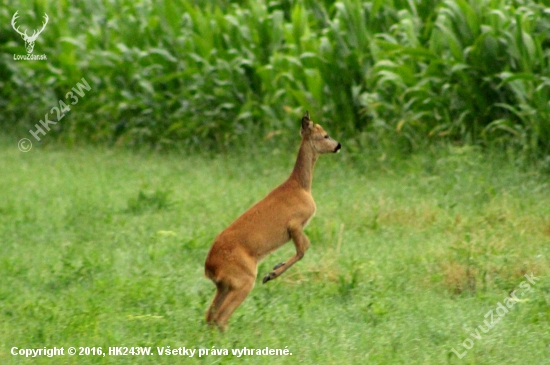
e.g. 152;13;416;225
204;111;341;330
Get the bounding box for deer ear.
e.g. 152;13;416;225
301;111;313;132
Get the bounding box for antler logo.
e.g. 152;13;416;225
11;11;49;54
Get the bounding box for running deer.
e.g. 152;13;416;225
204;111;341;330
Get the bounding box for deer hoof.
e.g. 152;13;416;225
262;272;276;284
273;262;285;270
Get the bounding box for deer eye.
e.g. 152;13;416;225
324;135;329;139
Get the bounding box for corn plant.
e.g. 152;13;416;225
0;0;549;160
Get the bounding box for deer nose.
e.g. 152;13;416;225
334;143;341;153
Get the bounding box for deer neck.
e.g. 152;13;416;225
290;139;318;191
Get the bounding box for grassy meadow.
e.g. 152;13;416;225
0;138;549;364
1;0;550;363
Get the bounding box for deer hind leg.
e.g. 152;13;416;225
206;281;229;325
210;274;255;331
263;225;310;283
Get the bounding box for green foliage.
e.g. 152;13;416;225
126;188;175;214
1;0;549;159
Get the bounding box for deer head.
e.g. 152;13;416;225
11;11;49;54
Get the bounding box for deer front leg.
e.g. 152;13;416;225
263;225;310;284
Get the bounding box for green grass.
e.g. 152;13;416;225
0;139;549;364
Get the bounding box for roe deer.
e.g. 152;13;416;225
204;111;341;330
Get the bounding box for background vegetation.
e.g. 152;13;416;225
1;1;549;364
1;0;550;161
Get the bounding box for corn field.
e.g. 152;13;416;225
1;0;549;159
